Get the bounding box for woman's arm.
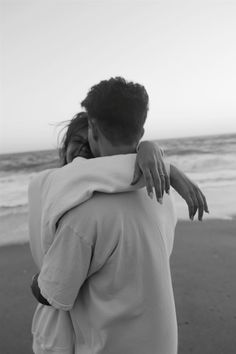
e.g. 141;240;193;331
133;141;209;221
169;164;209;221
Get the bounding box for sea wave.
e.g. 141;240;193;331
0;162;235;211
161;132;236;156
0;172;36;210
0;149;59;173
167;154;236;173
0;132;235;215
0;204;28;218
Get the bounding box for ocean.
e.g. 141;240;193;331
0;133;236;244
0;149;59;217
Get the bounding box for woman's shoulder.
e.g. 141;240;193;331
29;168;58;193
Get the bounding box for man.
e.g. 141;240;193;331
33;77;179;354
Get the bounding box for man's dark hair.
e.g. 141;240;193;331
81;77;149;145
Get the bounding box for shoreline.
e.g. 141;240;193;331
0;217;235;248
0;209;29;246
0;219;236;353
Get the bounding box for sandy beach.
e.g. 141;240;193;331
0;214;236;354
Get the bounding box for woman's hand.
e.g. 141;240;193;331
170;164;209;221
131;141;170;203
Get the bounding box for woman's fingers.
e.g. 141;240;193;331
161;161;170;194
186;196;195;219
189;186;209;221
150;167;163;203
197;189;210;219
201;191;209;213
133;141;170;202
189;189;199;219
194;188;205;221
142;169;154;198
131;163;142;185
132;161;165;203
143;161;171;203
138;162;164;203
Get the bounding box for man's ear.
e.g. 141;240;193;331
140;127;145;140
88;118;99;141
135;128;145;151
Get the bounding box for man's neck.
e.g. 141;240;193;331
99;144;137;157
93;132;138;156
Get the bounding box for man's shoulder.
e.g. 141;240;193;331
58;190;176;253
59;191;140;234
62;191;132;221
70;190;142;216
62;189;176;226
56;191;143;251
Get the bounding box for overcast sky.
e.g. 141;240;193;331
1;0;236;153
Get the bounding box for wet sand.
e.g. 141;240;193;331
171;219;236;353
0;218;236;353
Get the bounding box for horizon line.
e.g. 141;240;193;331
1;131;235;156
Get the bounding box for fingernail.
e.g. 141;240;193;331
149;192;154;199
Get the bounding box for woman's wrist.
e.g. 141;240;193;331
31;273;51;306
